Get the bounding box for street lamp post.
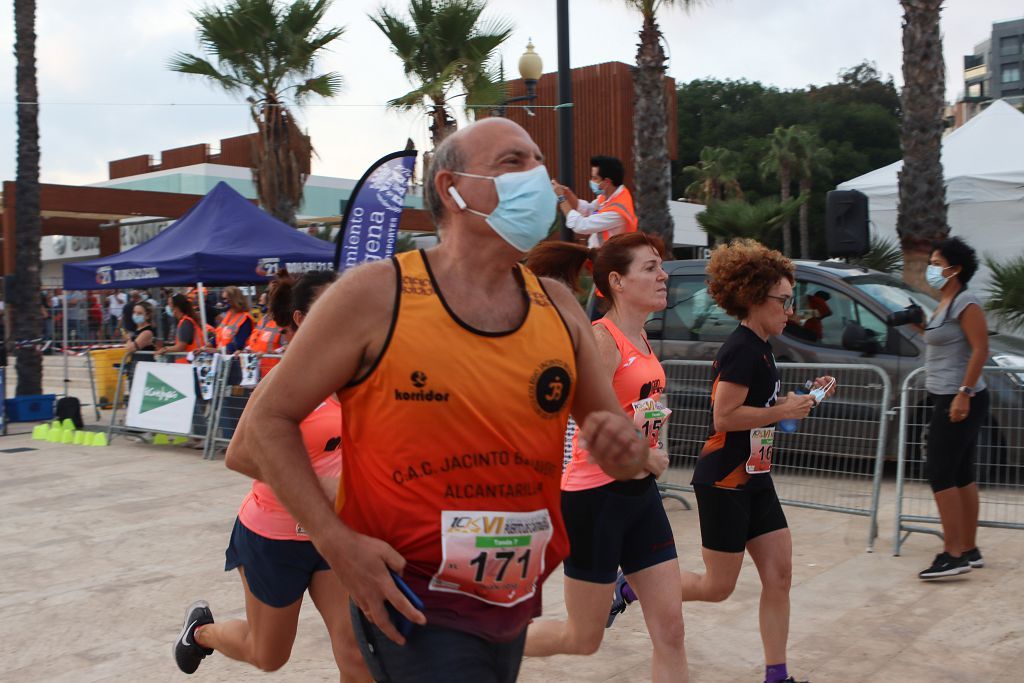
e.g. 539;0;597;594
556;0;573;241
496;41;543;117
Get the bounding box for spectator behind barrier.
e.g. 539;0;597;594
208;286;254;354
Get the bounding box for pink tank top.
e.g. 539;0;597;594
562;318;665;491
237;396;342;540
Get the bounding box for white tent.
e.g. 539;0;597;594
837;99;1024;296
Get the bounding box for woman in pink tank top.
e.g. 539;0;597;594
523;233;689;681
172;271;371;681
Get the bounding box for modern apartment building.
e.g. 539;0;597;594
964;18;1024;103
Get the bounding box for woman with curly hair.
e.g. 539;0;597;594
683;239;834;683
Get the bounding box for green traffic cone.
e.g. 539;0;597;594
47;426;61;443
173;436;189;445
73;431;86;445
32;424;47;440
61;418;75;431
61;429;74;444
81;431;94;446
153;433;170;445
91;432;108;447
50;420;61;431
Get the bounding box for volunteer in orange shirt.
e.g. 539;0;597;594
173;270;370;682
225;118;650;683
523;233;687;681
553;155;638;248
207;286;254;354
154;294;206;362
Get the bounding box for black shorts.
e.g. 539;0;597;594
926;390;989;492
693;481;788;554
224;517;330;608
561;475;677;584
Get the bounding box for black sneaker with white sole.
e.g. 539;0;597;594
965;547;984;568
174;599;214;674
918;552;971;580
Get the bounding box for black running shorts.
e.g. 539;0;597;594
561;475;678;584
693;480;788;554
224;517;330;608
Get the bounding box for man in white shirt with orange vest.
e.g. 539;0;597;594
552;155;638;248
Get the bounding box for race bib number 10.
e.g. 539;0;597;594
430;509;552;607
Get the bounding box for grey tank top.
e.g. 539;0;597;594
924;290;986;395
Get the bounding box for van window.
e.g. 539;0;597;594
663;276;734;342
785;281;887;349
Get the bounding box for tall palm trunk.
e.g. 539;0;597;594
251;97;311;227
13;0;43;395
779;166;792;257
897;0;947;291
798;179;811;259
429;97;456;148
632;12;674;247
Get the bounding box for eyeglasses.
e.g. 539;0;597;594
766;294;795;310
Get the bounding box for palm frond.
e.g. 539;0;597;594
985;254;1024;330
850;235;903;274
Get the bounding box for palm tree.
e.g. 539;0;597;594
896;0;948;291
851;235;904;275
791;128;832;259
371;0;512;148
759;125;801;257
169;0;345;226
696;196;805;246
12;0;43;395
681;146;743;205
626;1;699;247
984;255;1024;332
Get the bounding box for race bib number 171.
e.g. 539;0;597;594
430;509;552;607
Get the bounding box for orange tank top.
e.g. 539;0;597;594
237;396;342;540
563;317;665;491
338;250;576;642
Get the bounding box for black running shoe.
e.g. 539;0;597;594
606;571;635;628
769;678;809;683
174;599;214;674
918;552;971;580
965;547;984;568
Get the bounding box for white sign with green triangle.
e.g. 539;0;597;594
126;362;196;434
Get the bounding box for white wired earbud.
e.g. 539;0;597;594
447;186;467;210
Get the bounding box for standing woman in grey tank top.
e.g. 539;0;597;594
918;237;990;580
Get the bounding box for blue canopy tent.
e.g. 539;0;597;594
60;181;334;388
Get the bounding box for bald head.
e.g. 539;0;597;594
425;118;544;226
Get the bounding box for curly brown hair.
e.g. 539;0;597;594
706;239;794;319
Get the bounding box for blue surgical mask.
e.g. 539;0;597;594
925;264;952;289
453;165;557;252
165;305;174;318
132;314;145;325
589;180;603;195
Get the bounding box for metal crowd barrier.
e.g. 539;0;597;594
204;354;283;460
893;365;1024;555
660;360;891;551
106;351;221;451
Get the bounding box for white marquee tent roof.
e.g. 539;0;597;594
839;99;1024;210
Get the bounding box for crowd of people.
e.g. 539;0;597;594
158;118;988;683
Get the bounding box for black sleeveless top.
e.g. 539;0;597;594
131;324;156;352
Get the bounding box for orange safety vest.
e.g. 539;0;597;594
338;250;575;641
246;315;287;375
594;185;638;243
174;315;214;363
215;310;254;349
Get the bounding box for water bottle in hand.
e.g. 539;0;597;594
778;381;813;433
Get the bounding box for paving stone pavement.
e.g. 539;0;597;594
1;429;1022;682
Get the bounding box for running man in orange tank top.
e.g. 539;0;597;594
525;233;688;681
228;118;652;683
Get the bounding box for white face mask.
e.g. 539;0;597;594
925;264;953;289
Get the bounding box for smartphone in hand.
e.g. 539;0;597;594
387;569;425;639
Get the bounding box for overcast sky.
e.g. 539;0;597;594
1;0;1021;186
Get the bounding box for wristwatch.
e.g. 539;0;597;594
557;195;567;204
958;385;976;397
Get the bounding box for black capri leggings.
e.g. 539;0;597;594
926;390;989;493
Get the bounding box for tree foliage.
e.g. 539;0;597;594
681;146;743;204
851;235;904;275
675;62;901;256
696;196;805;246
372;0;512;147
985;254;1024;332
